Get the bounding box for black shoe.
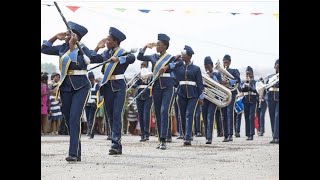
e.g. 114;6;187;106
107;136;112;140
228;135;233;141
177;136;184;139
274;139;279;144
195;133;202;137
166;137;172;143
235;132;240;138
140;137;146;142
249;136;253;140
217;133;223;137
89;134;94;139
270;139;276;143
145;136;149;141
222;138;229;142
206;139;212;144
65;156;79;162
77;157;81;161
184;140;191;146
109;148;122;155
159;142;166;150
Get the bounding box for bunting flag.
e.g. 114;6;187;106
184;10;192;14
66;6;80;12
41;4;277;17
230;12;240;15
251;13;263;15
139;9;150;13
162;9;174;12
115;8;126;12
273;13;279;20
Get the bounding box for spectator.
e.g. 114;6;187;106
127;90;139;135
48;88;62;135
41;73;50;135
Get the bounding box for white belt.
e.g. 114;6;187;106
67;70;87;75
110;74;125;80
160;73;171;77
269;87;279;91
243;92;257;96
179;81;197;86
138;85;151;89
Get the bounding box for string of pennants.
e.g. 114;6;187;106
42;4;279;19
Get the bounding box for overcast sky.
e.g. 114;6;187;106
41;0;279;79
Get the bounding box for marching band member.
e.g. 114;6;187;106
240;66;258;140
215;108;223;137
202;56;221;144
135;62;153;142
166;114;173;143
234;111;242;137
266;59;279;144
90;27;136;155
41;21;91;162
219;55;241;142
85;72;100;139
173;79;184;139
174;45;204;146
257;77;268;136
137;33;182;150
194;104;202;137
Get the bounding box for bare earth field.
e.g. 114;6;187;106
41;112;279;180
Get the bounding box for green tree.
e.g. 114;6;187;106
41;63;57;74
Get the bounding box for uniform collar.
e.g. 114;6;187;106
184;61;193;66
109;47;120;56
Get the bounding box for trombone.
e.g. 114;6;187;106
126;72;140;92
126;67;153;92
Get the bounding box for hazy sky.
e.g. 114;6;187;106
41;0;279;79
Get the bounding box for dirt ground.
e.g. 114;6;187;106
41;113;279;180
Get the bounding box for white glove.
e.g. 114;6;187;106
84;55;91;65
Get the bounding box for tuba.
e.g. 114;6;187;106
202;72;232;107
214;60;238;91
